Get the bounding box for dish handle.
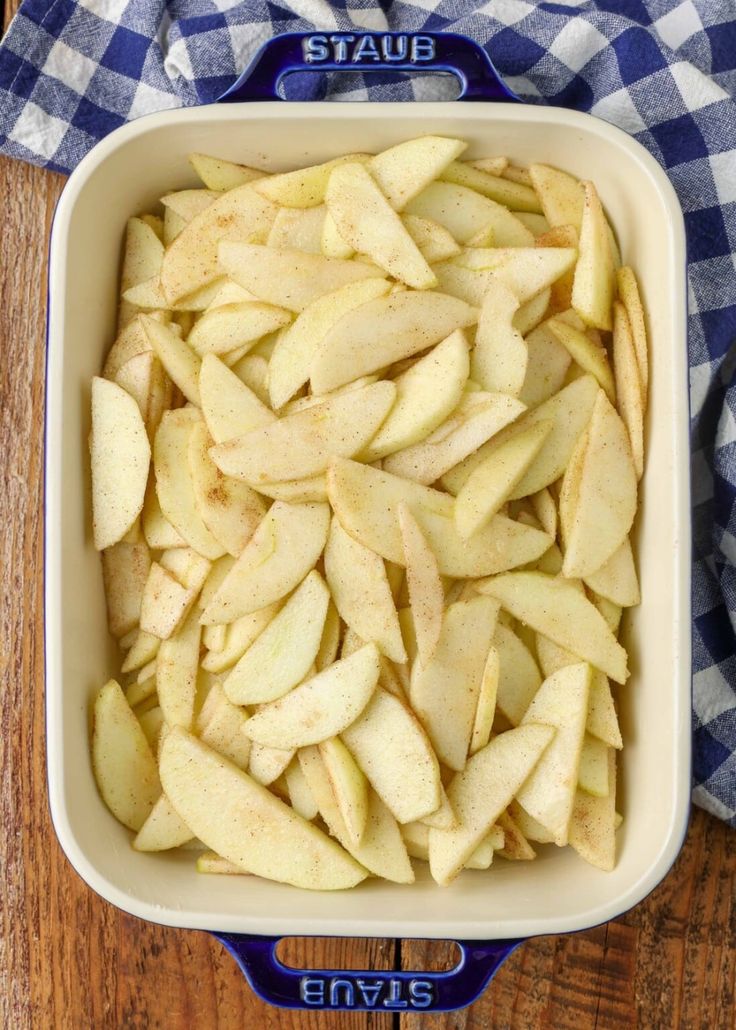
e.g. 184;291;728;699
218;31;520;103
212;933;523;1011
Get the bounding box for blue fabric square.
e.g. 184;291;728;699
490;28;545;75
697;306;736;361
177;12;230;37
0;50;36;98
20;0;76;34
695;604;735;664
693;723;732;781
613;26;668;84
70;94;125;135
595;0;651;24
684;206;731;262
706;21;736;75
100;25;150;79
650;112;708;166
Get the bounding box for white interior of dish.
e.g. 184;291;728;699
46;103;691;940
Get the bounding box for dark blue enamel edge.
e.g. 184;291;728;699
212;933;523;1011
218;31;520;104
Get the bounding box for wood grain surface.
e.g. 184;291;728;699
1;4;735;1026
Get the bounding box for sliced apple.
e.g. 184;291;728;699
477;572;628;683
200;601;283;674
420;785;457;831
187;302;291;357
584;536;640;608
406;181;533;246
342;686;441;824
471;279;526;395
199;354;274;445
121;628;159;674
160;729;366;889
319;737;369;848
267;205;327;252
402;214;461;262
198;683;251;769
242;643;380;749
101;540;151;638
548;317;615;402
587;669;623;749
571;181;615;330
252;154;370;208
470;645;500;755
324;516;406;663
440;160;542;213
328;459;551;578
92;680;161;831
310;290;477;394
268;278;391;408
529;164;584;232
120;216;164;296
251;477;328;504
569;748;617;870
612;299;644;479
210;381;395;484
455;420;553;539
427;724;554;885
156;605;201;730
369;136;466;210
578;733;609;797
454;247;578;304
218;242;383;314
284;757;318;820
321;210;354;258
201;501;330;624
90;378;150;550
248;742;295;786
516;663;590;845
141;479;186;550
493;622;542;725
397;503;444;666
560;390;637;579
224;570;330;704
133;793;193;851
138;561;196;639
616;266;648;404
496;809;536;861
159;546;211;593
189;152;266;191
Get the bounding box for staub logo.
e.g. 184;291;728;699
302;33;436;66
300;974;435;1008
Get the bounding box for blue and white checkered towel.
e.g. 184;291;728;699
1;1;734;826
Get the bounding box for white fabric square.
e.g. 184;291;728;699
591;88;647;133
126;81;180;120
77;0;128;24
9;101;68;158
718;398;736;447
43;40;98;93
708;150;736;207
549;19;609;73
164;38;194;83
481;0;534;27
670;60;729;111
692;448;714;506
348;7;388;30
692;785;734;821
654;0;703;52
691;360;714;418
693;667;736;724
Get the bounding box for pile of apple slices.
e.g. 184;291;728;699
90;136;647;890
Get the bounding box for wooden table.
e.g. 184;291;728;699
1;7;735;1023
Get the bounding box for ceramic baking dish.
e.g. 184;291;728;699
45;32;691;1012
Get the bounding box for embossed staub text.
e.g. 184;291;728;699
302;34;436;66
300;974;435;1008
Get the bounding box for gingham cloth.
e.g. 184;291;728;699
1;1;735;826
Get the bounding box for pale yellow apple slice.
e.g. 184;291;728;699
248;742;295;786
142;479;186;550
383;391;526;486
252;154;370;208
321;210;354;258
442;374;599;499
402;214;461;262
454;247;578;304
299;746;414;883
427;724;554;885
561;390;637;579
199;354;275;445
319;737;369;848
342;686;441;824
508;801;555;844
571;181;615;330
266;205;326;252
328;459;551;578
160;729;366;889
189;152;266;191
218;242;383;314
587;670;623;749
121;628;159;674
201;501;330;625
578;733;609;797
268;278;390;408
161;184;277;303
516;663;591;845
369;136;467;210
251;477;327;504
187;301;291;357
548;317;615;402
469;156;508;175
420;785;457;831
616;266;648;404
454;420;553;539
101;540;151;638
324;517;406;664
196;852;246;875
536;632;579;679
156;605;201;730
470;646;500;755
242;644;380;748
613;299;644;478
440;160;542;213
584;536;640;608
210;381;395;484
316;601;341;671
569;747;617;870
476;571;628;683
154;409;225;560
138;562;196;639
529;164;584;231
161;188;217;229
496;810;536;861
326;162;436;288
310;290;477;394
362;330;470;461
406;181;534;247
200;601;283;674
198;684;252;770
471;280;526;395
397;504;444;666
133;793;193;851
494;622;542;725
159;546;211;592
92;680;161;831
284;757;318;820
120;216;164;295
409;597;499;771
90;377;150;550
224;570;330;704
401;821;499;868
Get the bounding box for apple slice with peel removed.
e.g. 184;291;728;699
405;181;534;246
224;570;330;705
267;205;327;252
252;154;371;208
92;680;161;832
470;645;500;755
529;164;584;232
572;182;615;330
569;748;617;870
138;562;196;640
160;729;367;890
578;734;610;797
299;746;414;883
361;329;469;461
201;501;330;625
324;516;406;663
133;794;193;852
187;301;292;357
369;136;467;211
612;299;645;479
210;380;395;484
326;163;437;289
517;664;592;846
218;242;383;313
342;687;442;824
319;737;369;848
284;758;318;821
200;601;282;674
494;622;543;726
548;317;616;403
428;724;555;885
587;669;623;750
188;153;265;191
199;354;275;445
402;215;461;263
310;291;477;394
584;536;640;608
496;810;537;862
476;572;628;684
156;605;201;730
409;597;499;771
248;742;295;786
102;540;151;639
397;504;444;666
454;247;578;303
440;160;543;214
328;458;551;578
242;643;380;749
616;266;648;404
197;683;251;769
471;280;526;396
90;377;150;550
